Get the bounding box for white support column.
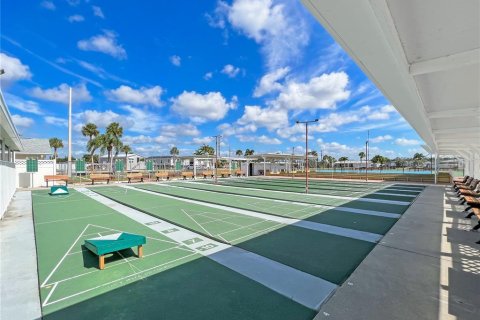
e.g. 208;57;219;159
193;158;197;178
434;154;438;184
246;161;249;177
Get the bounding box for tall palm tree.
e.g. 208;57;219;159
244;149;254;156
81;123;99;142
235;149;243;156
121;145;132;170
87;135;103;172
170;146;180;170
359;151;365;162
101;122;123;172
49;138;64;160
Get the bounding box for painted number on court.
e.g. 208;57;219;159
162;228;179;234
183;237;203;245
196;243;217;251
145;221;161;226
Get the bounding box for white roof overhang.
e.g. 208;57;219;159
301;0;479;158
0;89;22;151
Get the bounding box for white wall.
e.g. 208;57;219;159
1;161;16;219
15;159;56;188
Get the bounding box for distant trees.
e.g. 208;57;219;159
358;151;366;162
244;149;255;156
49;138;64;160
235;149;243;156
100;122;124;172
194;144;215;155
412;153;426;168
321;155;336;168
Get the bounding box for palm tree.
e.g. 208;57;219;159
235;149;243;156
121;145;132;170
245;149;255;156
101;122;123;172
412;153;426;169
359;151;365;162
194;144;215;155
81;123;99;142
338;156;349;170
87;135;103;172
170;146;179;169
49;138;64;160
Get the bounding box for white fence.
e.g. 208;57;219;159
15;159;56;188
1;161;16;219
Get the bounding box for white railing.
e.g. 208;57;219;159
15;159;56;188
1;161;16;219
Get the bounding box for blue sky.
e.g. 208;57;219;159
0;0;425;159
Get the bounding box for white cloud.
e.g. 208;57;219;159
253;66;289;97
192;136;214;145
44;116;68;127
170;55;181;66
274;72;350;110
106;85;164;107
78;30;127;60
237;105;288;131
11;114;34;127
41;1;55;10
219;0;310;69
68;14;84;22
204;72;213;80
0;53;32;84
74;105;160;134
221;64;240;78
4;93;42;115
171;91;237;123
119;105;161;133
92;6;105;19
217;122;257;136
238;134;281;145
74;110;126;131
30;83;92;104
161;124;200;137
366;104;397;120
370;135;393;143
123;135;153;144
395;138;421;146
381;105;396;113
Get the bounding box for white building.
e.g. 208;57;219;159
14;138;55;188
99;153;145;170
0;90;23;218
14;138;51;160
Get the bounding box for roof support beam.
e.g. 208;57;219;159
409;48;480;76
427;107;480;119
433;127;480;135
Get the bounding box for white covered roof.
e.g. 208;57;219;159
301;0;479;161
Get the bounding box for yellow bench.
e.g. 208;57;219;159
44;175;69;187
202;170;214;179
155;171;170;181
90;173;111;185
181;172;194;180
127;172;144;183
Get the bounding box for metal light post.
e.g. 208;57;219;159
296;119;318;193
365;130;369;182
212;135;221;184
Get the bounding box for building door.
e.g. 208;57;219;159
249;163;254;176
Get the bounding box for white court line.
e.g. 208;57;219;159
158;183;401;219
77;187;338;310
35;213;116;225
41;224;90;287
129;186;382;243
43;253;198;307
181;181;410;206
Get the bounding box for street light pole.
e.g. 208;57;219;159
296;119;318;193
212;135;221;184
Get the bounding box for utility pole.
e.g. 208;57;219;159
296;119;318;193
212;135;221;184
67;87;72;177
291;146;295;179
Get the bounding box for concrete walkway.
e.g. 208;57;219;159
314;185;480;320
0;191;41;320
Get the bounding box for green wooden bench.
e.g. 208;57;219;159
84;232;146;270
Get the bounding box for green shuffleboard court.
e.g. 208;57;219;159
30;178;424;319
134;184;398;235
90;186;377;284
32;189;316;320
170;181;411;214
205;178;421;202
